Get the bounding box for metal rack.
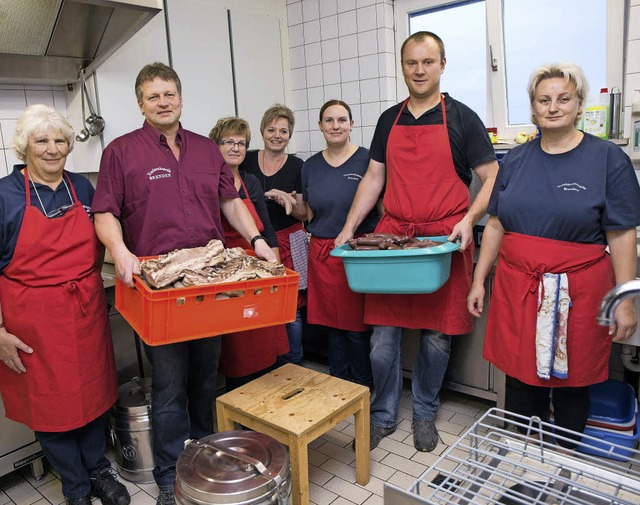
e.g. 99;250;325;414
385;408;640;504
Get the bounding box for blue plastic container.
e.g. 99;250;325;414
577;413;640;461
587;379;637;426
330;236;460;294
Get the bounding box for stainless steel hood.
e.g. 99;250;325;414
0;0;163;85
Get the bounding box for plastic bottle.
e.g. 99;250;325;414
632;89;640;161
583;87;610;139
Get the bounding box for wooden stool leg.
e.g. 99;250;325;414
288;434;309;505
354;396;370;485
215;401;235;432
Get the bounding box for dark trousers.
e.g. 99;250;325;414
327;328;373;389
36;413;111;499
506;375;590;449
143;336;221;489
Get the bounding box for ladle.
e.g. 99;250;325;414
81;69;105;136
75;74;90;143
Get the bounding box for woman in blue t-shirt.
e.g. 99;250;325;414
302;100;380;388
468;62;640;448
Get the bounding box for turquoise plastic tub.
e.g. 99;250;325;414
330;236;460;294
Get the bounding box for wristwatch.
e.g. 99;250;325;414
250;235;267;249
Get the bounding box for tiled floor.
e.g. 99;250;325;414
0;361;498;505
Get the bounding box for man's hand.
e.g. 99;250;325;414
467;281;485;318
335;229;354;247
254;239;277;263
611;298;638;343
265;189;297;215
448;216;474;251
111;244;141;287
0;327;32;374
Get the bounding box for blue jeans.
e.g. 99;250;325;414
277;308;303;364
327;328;373;388
143;336;221;488
36;413;111;499
369;326;451;428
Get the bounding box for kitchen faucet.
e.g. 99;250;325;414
597;279;640;326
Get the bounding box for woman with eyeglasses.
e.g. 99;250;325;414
240;104;308;365
0;105;129;505
208;117;287;390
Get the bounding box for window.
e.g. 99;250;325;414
394;0;624;138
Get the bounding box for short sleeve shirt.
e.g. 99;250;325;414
0;166;95;271
488;134;640;244
92;121;238;256
369;93;496;186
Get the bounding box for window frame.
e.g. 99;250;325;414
393;0;625;139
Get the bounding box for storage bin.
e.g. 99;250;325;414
587;379;637;428
577;412;640;461
115;263;299;346
330;236;460;294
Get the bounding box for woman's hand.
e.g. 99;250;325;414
265;189;297;215
467;281;486;318
0;327;32;374
611;298;638;342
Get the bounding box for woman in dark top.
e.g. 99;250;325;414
468;62;640;447
209;117;287;389
240;104;308;364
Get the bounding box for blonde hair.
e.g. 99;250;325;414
260;103;295;136
12;104;75;162
209;117;251;146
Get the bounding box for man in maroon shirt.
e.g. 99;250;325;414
92;62;275;505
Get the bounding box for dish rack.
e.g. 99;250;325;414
385;407;640;504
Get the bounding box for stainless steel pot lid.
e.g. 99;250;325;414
175;431;289;504
113;377;152;413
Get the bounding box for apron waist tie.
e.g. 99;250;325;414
64;280;89;315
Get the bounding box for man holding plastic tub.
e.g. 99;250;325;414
336;31;498;452
92;62;276;505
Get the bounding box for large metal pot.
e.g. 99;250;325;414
109;377;155;483
175;431;291;505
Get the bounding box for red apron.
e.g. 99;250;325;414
276;222;307;308
484;232;614;387
364;96;474;334
307;236;368;332
0;170;117;432
219;180;288;377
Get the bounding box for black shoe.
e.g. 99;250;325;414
90;466;130;505
351;424;396;451
67;496;91;505
156;487;175;505
413;418;439;452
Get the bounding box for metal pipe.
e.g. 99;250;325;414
597;279;640;325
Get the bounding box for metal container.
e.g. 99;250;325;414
109;377;155;483
609;86;622;139
175;431;291;505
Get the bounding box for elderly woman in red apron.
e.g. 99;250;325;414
209;118;288;390
468;62;640;448
0;105;129;505
302;100;379;388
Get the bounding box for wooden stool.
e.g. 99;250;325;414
216;363;370;505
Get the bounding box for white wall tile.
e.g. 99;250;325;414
323;83;341;101
290;45;306;68
376;2;394;30
340;57;360;82
629;6;640;39
338;10;357;36
292;88;308;110
320;15;339;39
360;101;381;126
310;129;325;151
631;0;640;6
303;20;321;43
359;54;379;80
289;23;304;47
322;61;342;85
307;109;319;130
4;143;20;170
624;73;640;107
357;0;376;7
356;5;377;32
0;150;8;177
0;120;18;148
339;33;359;59
319;0;338;17
338;0;356;13
291;67;307;90
360;77;380;102
362;125;376;148
26;90;54;107
307;85;325;109
377;27;395;55
302;0;320;22
357;30;378;56
304;42;323;65
0;90;27;119
350;103;362;125
306;63;324;87
321;38;340;63
53;90;67;111
296;108;310;131
341;81;361;105
628;40;640;73
288;1;303;25
350;126;363;147
295;130;311;152
380;76;396;101
378;52;396;78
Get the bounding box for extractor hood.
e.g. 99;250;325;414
0;0;163;85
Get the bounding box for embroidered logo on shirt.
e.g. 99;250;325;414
557;182;586;192
147;167;172;180
343;172;363;181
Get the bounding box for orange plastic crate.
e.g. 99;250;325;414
115;262;299;346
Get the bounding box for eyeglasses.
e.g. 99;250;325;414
219;140;247;150
46;203;76;219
